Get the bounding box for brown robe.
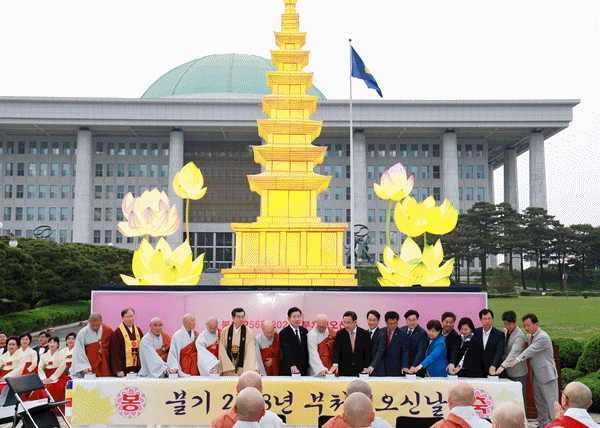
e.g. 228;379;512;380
260;332;282;376
86;323;113;377
430;413;473;428
157;332;171;362
211;407;237;428
318;327;337;369
180;330;200;376
109;324;144;375
322;414;347;428
206;329;221;358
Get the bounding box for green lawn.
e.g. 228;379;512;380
488;297;600;341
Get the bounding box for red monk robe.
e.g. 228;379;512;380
206;330;220;358
319;327;337;369
260;332;281;376
156;332;171;362
547;416;590;428
87;323;113;377
109;324;144;375
430;413;475;428
180;331;200;376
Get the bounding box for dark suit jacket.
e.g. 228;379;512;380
332;327;371;376
456;336;484;378
474;326;505;375
443;329;461;366
32;345;48;357
368;328;386;377
279;325;309;376
381;327;408;376
400;325;428;369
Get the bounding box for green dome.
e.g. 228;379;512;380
142;53;326;100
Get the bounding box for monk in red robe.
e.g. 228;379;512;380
71;313;113;377
109;307;144;376
167;314;200;377
255;321;281;376
308;314;336;376
546;382;597;428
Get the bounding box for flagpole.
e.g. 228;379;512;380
349;38;355;271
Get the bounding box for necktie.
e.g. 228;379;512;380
408;329;413;338
350;331;355;352
295;329;301;344
370;330;374;340
387;330;392;347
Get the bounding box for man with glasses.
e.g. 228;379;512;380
506;313;558;428
548;382;600;428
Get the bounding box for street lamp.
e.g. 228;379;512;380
0;222;19;247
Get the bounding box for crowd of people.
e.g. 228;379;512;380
1;305;596;428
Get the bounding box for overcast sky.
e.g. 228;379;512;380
1;0;598;226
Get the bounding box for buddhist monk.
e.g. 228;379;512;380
71;313;113;377
254;321;281;376
167;314;199;377
139;318;176;378
196;317;220;375
307;314;336;376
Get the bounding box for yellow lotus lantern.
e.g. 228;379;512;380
173;162;207;200
120;238;204;286
118;189;180;237
373;163;457;287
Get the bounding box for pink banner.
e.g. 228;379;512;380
92;290;487;335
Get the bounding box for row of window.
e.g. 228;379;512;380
459;187;486;201
1;163;75;177
3;207;73;222
320;143;485;158
315;164;485;181
94;185;169;200
458;165;485;179
3;229;71;243
0;141;76;155
4;185;73;199
319;186;443;202
94;142;169;156
94;164;169;178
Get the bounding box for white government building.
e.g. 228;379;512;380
0;54;578;271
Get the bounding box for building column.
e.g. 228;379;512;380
73;128;92;243
353;130;368;230
529;131;547;209
442;130;459;210
488;163;495;204
503;147;519;211
168;129;185;248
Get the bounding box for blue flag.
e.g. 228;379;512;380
351;46;383;98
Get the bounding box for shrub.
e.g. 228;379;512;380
577;372;600;412
487;288;500;295
576;331;600;374
561;368;584;385
0;301;90;336
520;290;531;296
554;338;585;369
551;291;563;297
582;291;590;298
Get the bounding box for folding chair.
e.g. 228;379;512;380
396;415;444;428
277;414;287;423
5;374;70;428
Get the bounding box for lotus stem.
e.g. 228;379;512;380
186;199;190;243
386;199;393;247
424;232;427;247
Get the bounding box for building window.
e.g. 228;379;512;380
346;165;351;179
367;144;375;157
117;163;125;177
26;229;34;238
18;142;26;154
49;207;57;221
389;144;397;157
335;144;343;157
61;207;68;221
106;185;113;199
459;187;463;201
335;165;342;178
28;163;36;176
378;165;385;179
95;186;102;199
367;165;375;179
116;230;123;244
400;144;407;157
433;165;440;179
378;144;386;157
61;163;69;177
317;209;321;217
477;144;484;157
323;188;331;200
16;185;23;199
433;144;440;157
3;207;11;221
15;207;23;221
421;187;430;200
162;143;169;156
433;187;441;201
27;207;34;221
4;185;12;198
335;209;342;222
60;230;68;243
324;209;332;222
333;187;341;200
116;208;124;221
95;142;103;155
106;164;114;177
422;165;429;179
422;144;429;158
367;188;374;200
465;144;473;157
150;164;158;178
379;231;386;245
105;207;113;221
140;143;148;155
314;165;321;174
129;143;137;155
28;185;35;199
128;164;136;177
151;143;159;156
477;187;485;201
466;187;474;201
117;186;124;199
411;166;418;180
117;143;126;155
379;209;386;222
94;164;102;177
39;185;46;199
324;145;330;157
323;165;331;176
62;185;69;199
139;186;147;194
17;163;25;176
5;162;13;176
161;164;169;178
457;165;462;179
94;208;102;221
29;142;37;154
410;187;418;200
466;165;473;179
390;231;398;245
346;187;351;200
128;185;135;195
38;207;45;221
457;144;462;158
40;163;47;176
39;142;48;154
346;209;351;222
411;144;419;157
368;209;375;223
93;230;101;244
477;165;484;179
7;142;14;154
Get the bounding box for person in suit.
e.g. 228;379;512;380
410;320;448;377
400;309;428;376
380;311;408;377
474;309;505;377
451;317;484;378
506;313;558;428
495;311;528;407
0;332;7;356
278;306;309;376
33;330;51;358
364;310;386;377
329;311;371;376
441;312;461;374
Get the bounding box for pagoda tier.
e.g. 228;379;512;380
221;0;357;286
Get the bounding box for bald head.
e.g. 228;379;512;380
235;387;265;422
491;402;526;428
182;314;196;331
316;314;329;333
563;382;593;410
343;393;374;428
262;321;275;340
237;371;263;393
88;313;103;332
347;380;372;400
89;313;102;322
149;318;163;336
448;381;475;408
206;317;218;335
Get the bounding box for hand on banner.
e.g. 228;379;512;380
364;366;374;374
328;365;339;375
446;364;455;372
117;371;125;377
290;365;300;374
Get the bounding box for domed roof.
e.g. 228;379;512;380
142;53;326;100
